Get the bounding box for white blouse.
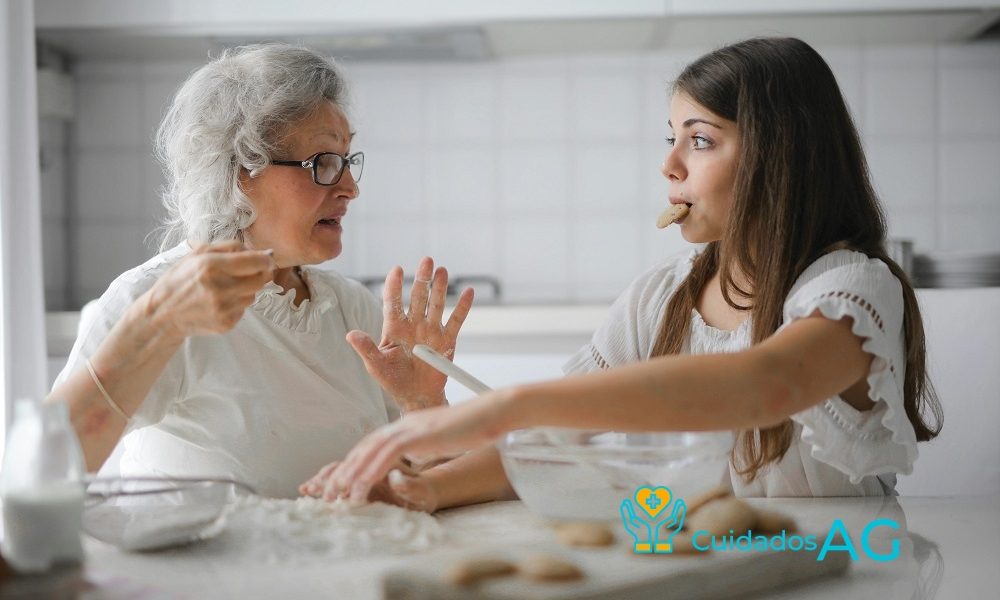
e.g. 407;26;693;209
53;243;398;498
564;248;916;497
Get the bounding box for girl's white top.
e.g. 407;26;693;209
54;243;398;498
564;248;917;497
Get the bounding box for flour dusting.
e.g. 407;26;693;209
222;496;445;563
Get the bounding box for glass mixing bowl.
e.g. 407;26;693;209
82;477;254;551
498;429;733;521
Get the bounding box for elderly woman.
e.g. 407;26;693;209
50;44;472;498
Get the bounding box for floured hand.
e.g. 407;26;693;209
347;256;474;413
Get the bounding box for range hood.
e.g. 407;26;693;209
34;0;1000;61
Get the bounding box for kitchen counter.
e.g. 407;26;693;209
22;494;997;599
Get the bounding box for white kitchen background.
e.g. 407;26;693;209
38;41;1000;310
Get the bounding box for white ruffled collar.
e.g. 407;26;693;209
251;267;337;333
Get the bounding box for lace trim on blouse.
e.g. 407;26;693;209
251;268;336;333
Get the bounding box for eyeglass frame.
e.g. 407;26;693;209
270;151;364;187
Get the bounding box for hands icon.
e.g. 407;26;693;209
620;486;687;554
620;500;655;553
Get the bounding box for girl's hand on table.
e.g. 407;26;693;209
303;393;515;503
346;256;474;412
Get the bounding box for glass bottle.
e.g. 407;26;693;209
0;398;85;573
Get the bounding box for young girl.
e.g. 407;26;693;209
302;37;943;508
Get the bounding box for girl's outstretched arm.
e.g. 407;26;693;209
310;312;873;502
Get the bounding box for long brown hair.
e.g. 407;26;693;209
650;38;942;481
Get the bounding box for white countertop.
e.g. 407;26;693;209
13;495;996;599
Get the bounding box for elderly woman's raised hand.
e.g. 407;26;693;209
144;240;275;339
346;257;474;413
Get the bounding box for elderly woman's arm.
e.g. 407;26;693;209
49;242;274;472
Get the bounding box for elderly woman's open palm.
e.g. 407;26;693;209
346;257;474;413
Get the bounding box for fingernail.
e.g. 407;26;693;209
350;484;367;500
388;469;405;487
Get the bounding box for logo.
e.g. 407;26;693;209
621;485;901;562
620;485;686;554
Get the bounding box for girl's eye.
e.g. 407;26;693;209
692;135;713;150
665;136;676;147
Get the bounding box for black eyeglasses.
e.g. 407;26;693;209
270;151;364;186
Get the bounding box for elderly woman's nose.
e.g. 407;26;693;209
338;172;360;199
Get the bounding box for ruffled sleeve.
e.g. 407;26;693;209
563;250;698;375
782;250;917;483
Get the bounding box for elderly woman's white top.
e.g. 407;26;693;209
564;248;917;497
54;243;398;498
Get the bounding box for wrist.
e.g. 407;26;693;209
132;289;186;346
396;391;447;413
495;386;535;433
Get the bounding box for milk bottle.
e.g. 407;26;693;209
0;399;85;573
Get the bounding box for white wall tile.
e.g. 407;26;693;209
940;141;1000;209
864;68;934;136
499;144;569;215
75;151;146;220
941;208;1000;253
75;222;146;295
425;66;497;143
883;206;938;253
939;67;1000;135
354;144;426;218
500;217;570;295
39;117;67;148
428;217;499;275
937;43;1000;68
353;218;429;278
571;60;640;140
349;70;424;143
865;140;936;210
863;44;935;68
425;145;496;216
74;80;142;149
571;143;642;216
640;142;670;215
74;60;142;80
40;147;67;219
42;218;67;292
500;72;569;141
570;216;642;296
641;67;672;146
641;224;691;271
141;79;183;147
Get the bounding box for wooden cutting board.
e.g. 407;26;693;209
381;537;849;600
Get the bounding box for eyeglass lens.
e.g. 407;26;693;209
315;153;364;185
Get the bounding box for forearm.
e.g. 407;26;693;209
423;446;516;511
48;293;184;471
506;349;799;434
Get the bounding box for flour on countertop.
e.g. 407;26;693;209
221;496;445;563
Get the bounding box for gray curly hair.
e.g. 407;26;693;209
154;44;349;249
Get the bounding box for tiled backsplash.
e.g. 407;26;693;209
40;42;1000;310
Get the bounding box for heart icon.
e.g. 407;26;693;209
635;486;672;520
